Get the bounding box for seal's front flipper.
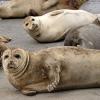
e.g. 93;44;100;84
21;89;37;96
49;10;64;16
47;63;61;92
42;0;58;10
22;81;49;95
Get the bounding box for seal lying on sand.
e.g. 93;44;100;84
64;18;100;49
23;9;97;43
2;46;100;96
0;0;87;18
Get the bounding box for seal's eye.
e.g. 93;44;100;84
14;54;21;59
32;18;35;21
4;55;9;59
25;23;29;26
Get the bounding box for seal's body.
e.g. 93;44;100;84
64;20;100;49
0;0;87;18
2;46;100;95
24;9;97;43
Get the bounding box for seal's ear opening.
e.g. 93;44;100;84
28;9;39;16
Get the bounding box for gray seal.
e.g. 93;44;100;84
64;18;100;49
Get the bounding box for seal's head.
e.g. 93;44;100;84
2;48;29;76
23;16;41;38
0;35;11;43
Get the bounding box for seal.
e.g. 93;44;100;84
2;46;100;96
0;35;11;69
23;9;97;43
64;18;100;49
0;0;87;18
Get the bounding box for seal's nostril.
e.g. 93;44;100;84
9;61;13;64
25;23;29;26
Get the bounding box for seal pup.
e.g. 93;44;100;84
0;0;87;18
23;9;97;43
64;18;100;49
2;46;100;96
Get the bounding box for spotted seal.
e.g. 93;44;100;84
2;46;100;95
23;9;97;43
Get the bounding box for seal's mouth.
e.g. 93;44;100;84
7;64;15;69
32;24;38;31
7;61;16;69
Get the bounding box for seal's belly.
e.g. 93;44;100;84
57;51;100;89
